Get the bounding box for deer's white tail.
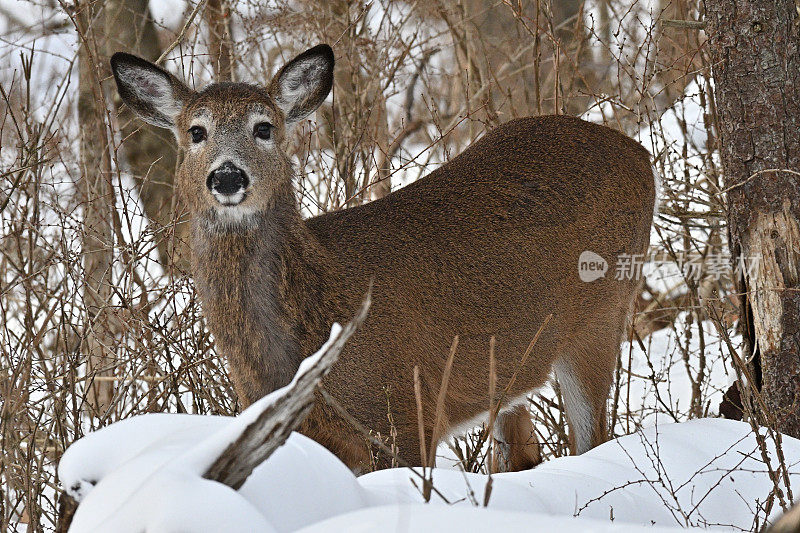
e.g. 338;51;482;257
652;165;663;215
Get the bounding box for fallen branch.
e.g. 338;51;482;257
203;293;371;489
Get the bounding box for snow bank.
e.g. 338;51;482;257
61;413;798;531
60;324;370;533
62;428;363;533
296;505;686;533
58;319;795;532
362;418;798;529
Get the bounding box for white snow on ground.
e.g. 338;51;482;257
296;505;685;533
619;317;736;428
360;419;796;529
61;415;799;532
61;339;798;533
61;325;370;533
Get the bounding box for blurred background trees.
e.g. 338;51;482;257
3;0;798;529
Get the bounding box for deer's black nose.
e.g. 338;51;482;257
207;162;249;195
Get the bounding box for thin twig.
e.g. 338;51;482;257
156;0;210;65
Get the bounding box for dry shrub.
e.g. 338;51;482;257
0;0;760;530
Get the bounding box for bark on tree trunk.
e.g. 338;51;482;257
206;0;234;81
656;0;704;107
705;0;800;437
105;0;186;270
76;1;116;418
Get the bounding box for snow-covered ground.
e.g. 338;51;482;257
60;414;798;532
60;351;797;532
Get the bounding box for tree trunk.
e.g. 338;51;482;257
655;0;704;107
105;0;186;270
311;0;390;205
206;0;234;81
76;0;116;418
705;0;800;437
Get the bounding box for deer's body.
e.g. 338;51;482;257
112;46;656;472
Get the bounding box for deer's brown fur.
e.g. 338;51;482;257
111;45;655;472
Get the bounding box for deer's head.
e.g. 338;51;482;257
110;45;334;227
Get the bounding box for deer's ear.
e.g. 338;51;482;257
269;44;334;124
110;52;193;131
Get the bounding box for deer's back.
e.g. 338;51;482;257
308;115;653;298
306;115;654;420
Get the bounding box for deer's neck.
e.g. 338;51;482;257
191;194;339;405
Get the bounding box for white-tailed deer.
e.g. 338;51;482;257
110;44;657;472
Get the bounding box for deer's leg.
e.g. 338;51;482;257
491;404;541;472
553;343;617;455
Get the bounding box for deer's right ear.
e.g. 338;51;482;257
110;53;192;131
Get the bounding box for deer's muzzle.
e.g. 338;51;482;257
207;162;250;205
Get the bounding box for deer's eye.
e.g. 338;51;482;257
253;122;272;141
188;125;206;143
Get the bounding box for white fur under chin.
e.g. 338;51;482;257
212;189;247;206
204;203;260;231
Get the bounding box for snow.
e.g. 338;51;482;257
64;430;359;533
67;455;275;533
618;318;736;427
296;505;685;533
61;376;800;532
62;414;799;531
58;414;229;502
361;418;798;529
57;319;788;533
61;324;368;533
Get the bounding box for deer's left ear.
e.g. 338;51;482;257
268;44;334;124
